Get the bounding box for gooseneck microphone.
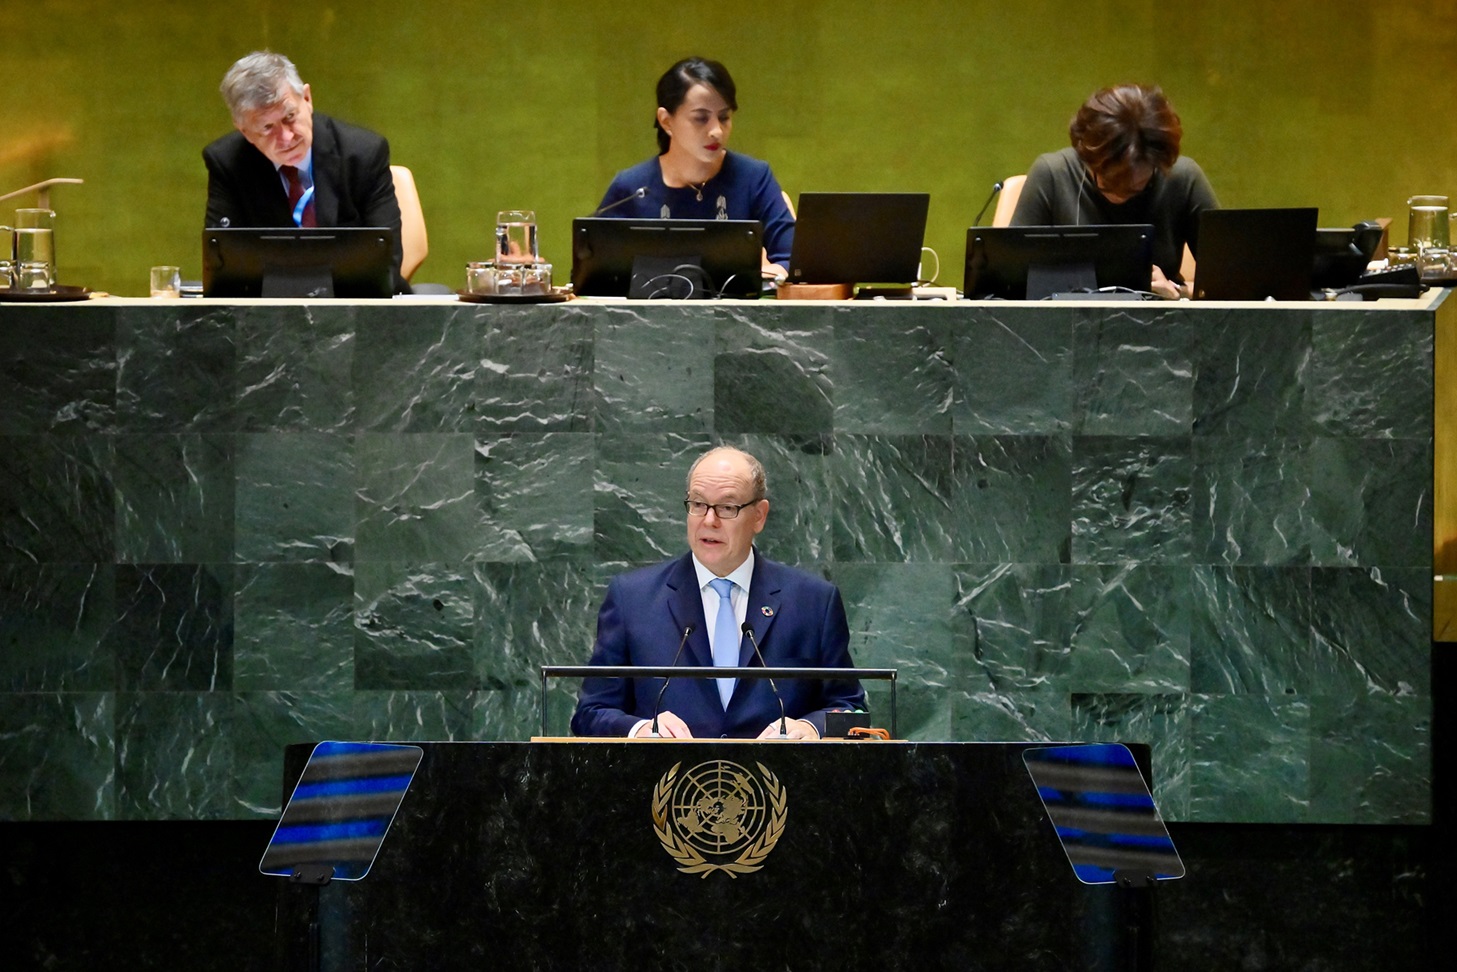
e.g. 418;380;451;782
740;622;787;737
650;625;695;737
972;180;1005;226
593;186;647;216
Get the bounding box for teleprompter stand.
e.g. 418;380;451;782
1024;743;1184;972
260;741;423;972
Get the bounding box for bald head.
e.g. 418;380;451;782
685;446;767;500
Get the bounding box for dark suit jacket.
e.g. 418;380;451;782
570;552;866;738
202;113;407;292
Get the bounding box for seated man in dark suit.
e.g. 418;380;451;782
203;50;407;293
572;446;865;739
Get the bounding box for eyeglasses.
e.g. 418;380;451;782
684;499;761;519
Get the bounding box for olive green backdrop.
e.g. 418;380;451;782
3;0;1454;296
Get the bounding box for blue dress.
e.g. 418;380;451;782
596;151;796;267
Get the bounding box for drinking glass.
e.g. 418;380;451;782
521;262;551;295
1408;195;1450;251
466;261;497;294
495;210;538;265
1387;246;1418;267
150;265;181;298
0;226;14;290
464;260;552;296
13;208;55;290
1419;247;1452;282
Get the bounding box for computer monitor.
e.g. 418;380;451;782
964;224;1155;300
570;217;763;298
202;227;395;298
787;192;931;285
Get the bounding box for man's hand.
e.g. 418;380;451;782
633;711;694;738
756;718;819;740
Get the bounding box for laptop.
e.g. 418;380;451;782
787;192;931;285
1193;207;1318;300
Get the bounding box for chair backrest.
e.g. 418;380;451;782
390;165;428;281
992;174;1026;227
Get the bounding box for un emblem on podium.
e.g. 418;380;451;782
651;760;788;877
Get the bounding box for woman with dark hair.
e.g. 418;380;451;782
595;57;795;280
1011;84;1219;298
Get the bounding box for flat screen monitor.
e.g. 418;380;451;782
202;227;395;298
964;224;1155;299
570;218;763;298
787;192;931;285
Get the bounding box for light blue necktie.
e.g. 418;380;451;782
708;577;739;708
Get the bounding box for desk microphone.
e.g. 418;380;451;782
650;625;695;737
593;187;647;216
972;180;1004;226
740;622;787;737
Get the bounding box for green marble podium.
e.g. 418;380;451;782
0;293;1444;825
273;740;1137;971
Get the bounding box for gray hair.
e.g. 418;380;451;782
220;51;305;121
686;446;768;500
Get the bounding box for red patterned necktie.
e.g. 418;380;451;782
281;165;317;228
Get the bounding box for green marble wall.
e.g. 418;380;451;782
0;298;1436;823
3;0;1456;297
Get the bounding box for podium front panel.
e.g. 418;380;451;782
278;741;1139;970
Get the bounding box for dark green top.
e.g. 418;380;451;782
1010;146;1219;281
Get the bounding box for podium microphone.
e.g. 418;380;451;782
740;622;786;737
650;625;695;737
972;180;1004;226
593;187;647;216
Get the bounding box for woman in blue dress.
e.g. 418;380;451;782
596;57;795;281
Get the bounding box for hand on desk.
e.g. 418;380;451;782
756;718;818;740
629;712;819;739
635;711;694;738
1151;265;1190;300
761;249;788;283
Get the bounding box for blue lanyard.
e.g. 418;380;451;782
292;184;315;227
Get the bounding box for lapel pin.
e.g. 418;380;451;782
760;606;774;617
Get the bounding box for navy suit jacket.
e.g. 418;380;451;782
202;113;407;292
570;552;866;738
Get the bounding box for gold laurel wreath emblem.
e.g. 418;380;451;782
651;761;788;878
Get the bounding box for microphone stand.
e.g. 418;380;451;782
740;622;786;737
541;665;899;737
650;625;694;737
972;180;1004;226
592;186;647;216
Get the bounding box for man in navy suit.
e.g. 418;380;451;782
572;446;865;739
202;51;407;293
